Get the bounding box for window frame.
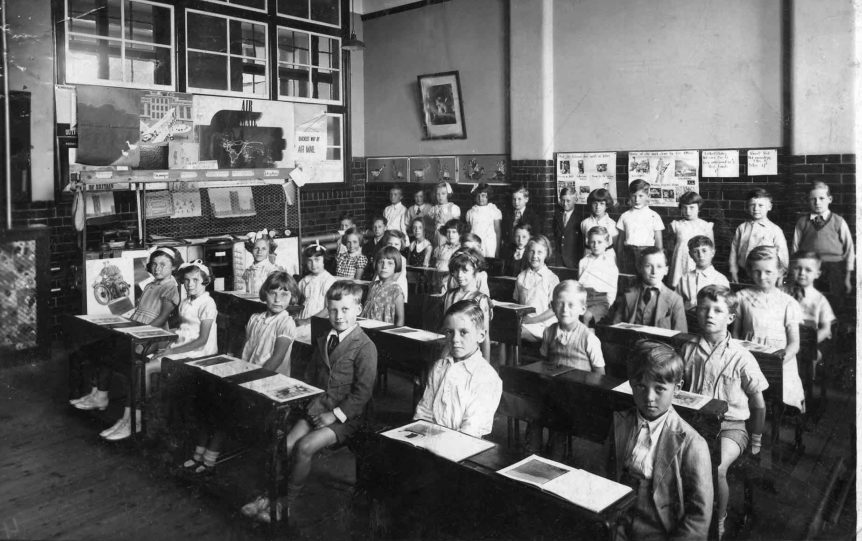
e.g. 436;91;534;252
277;0;341;30
63;0;176;90
275;25;342;105
200;0;268;15
184;8;270;98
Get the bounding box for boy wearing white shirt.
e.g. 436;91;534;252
383;186;409;235
578;226;619;326
677;235;730;310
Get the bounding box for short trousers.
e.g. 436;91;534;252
718;419;749;454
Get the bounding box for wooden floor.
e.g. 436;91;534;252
0;345;856;540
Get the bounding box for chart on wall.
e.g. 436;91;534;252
84;257;135;316
627;150;700;207
555;152;617;204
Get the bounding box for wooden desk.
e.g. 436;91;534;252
500;362;727;446
487;275;516;302
357;432;635;541
490;301;536;366
212;291;301;356
405;265;445;296
548;265;579;281
161;355;321;535
62;314;178;441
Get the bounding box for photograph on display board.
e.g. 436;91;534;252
628;150;700;207
555;152;617;204
84;257;135;316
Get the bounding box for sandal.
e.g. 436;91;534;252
193;462;215;475
182;457;203;470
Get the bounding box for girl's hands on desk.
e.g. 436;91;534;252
312;411;337;428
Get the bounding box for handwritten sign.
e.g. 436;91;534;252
702;150;739;178
747;149;778;176
295;131;325;162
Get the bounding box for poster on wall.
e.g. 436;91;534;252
207;187;256;218
628;150;700;207
702;150;739;178
84;257;135;316
366;157;409;183
458;155;507;183
747;149;778;176
293;109;342;184
76;85;194;168
556;152;617;204
408;156;457;183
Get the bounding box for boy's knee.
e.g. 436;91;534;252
296;436;322;459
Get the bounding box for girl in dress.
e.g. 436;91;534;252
668;192;714;287
361;246;405;325
241;229;282;294
296;242;336;326
429;182;461;247
407;217;433;267
465;182;503;257
335;228;368;280
514;235;560;342
442;248;492;359
580;188;618;245
183;272;299;474
733;245;806;412
382;230;410;302
442;234;489;295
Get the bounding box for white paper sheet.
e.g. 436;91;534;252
611;322;681;338
75;314;132;325
357;318;393;329
381;327;445;342
239;374;323;403
188;357;260;378
612;381;711;410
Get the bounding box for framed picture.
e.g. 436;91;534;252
417;71;466;140
408;156;457;183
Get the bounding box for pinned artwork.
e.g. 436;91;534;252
556;152;618;204
366;157;409;183
458;155;507;183
408;156;457;183
628;150;700;207
84;257;135;316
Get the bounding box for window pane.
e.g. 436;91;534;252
326;147;341;160
326;116;341;146
68;0;122;38
314;36;338;69
125;2;171;45
230;58;267;95
188;51;228;90
278;0;308;19
277;29;309;65
68;33;122;81
230;20;266;59
310;0;339;25
232;0;267;9
313;69;338;101
187;13;227;53
278;65;309;98
126;42;172;85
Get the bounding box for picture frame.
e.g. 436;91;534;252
417;71;466;140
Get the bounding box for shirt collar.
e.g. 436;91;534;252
810;210;831;221
328;324;357;343
750;218;774;227
636;409;670;434
694;265;715;277
444;348;484;374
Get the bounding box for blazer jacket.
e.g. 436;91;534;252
608;283;688;332
306;326;378;420
501;207;543;246
553;210;580;268
607;408;713;540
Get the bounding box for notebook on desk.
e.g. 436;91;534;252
188;355;259;378
610;322;681;338
520;361;577;377
382;420;495;463
497;454;632;514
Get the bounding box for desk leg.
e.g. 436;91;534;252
129;341;141;442
269;412;285;537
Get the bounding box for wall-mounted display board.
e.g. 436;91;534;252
72;85;343;185
556;152;618;204
628;150;700;207
366;155;509;184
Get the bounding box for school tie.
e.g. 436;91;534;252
327;334;339;356
643;287;657;304
513;209;522;234
629;421;652;477
813;215;825;229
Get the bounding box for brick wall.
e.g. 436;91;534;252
299;158;368;239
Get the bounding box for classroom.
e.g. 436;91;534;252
0;0;857;539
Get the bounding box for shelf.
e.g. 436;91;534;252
78;168;294;186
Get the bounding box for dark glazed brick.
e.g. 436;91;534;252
792;164;824;174
807;154;841;164
824;164;856;174
841;154;855;163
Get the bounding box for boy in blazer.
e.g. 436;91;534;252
502;185;542;253
241;280;377;523
609;247;687;332
606;340;713;540
553;187;581;268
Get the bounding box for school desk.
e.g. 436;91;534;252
62;314;178;441
160;354;322;535
487;275;516;302
310;315;446;406
499;362;727;448
211;290;301;356
489;300;536;366
404;265;445;296
356;431;635;541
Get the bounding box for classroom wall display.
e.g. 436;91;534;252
417;71;467;140
207;187;257;218
702;150;739;178
628;150;700;207
0;239;38;350
145;191;173;218
366;157;410;183
747;149;778;176
458;155;507;183
408;156;457;183
170;191;203;219
84;257;135;316
84;192;116;218
555;152;618;204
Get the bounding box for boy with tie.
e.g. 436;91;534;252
609;247;688;332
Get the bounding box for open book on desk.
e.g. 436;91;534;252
239;374;324;403
381;327;445;342
611;322;681;338
188;355;261;378
381;420;495;463
498;455;632;514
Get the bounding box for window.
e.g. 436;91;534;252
185;10;268;97
65;0;174;89
325;113;342;161
202;0;267;12
277;0;340;28
277;28;340;104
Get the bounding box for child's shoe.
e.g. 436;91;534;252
103;411;141;441
74;391;108;411
100;417;125;438
256;500;284;523
69;387;97;406
241;495;271;518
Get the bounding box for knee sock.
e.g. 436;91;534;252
202;449;220;467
